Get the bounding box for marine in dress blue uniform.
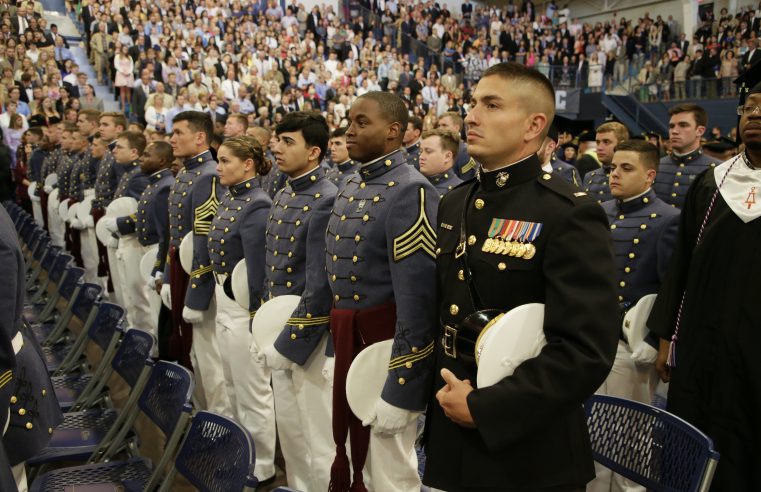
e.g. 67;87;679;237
653;148;716;208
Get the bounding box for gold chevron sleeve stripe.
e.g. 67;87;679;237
194;177;220;235
249;310;257;319
286;316;331;326
393;187;437;262
0;370;13;389
388;341;435;370
191;265;213;278
461;157;476;174
154;260;161;268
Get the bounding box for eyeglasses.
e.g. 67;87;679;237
737;104;761;116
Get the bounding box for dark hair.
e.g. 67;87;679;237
275;111;330;161
117;130;148;155
172;110;214;144
220;135;271;176
148;140;174;165
357;91;409;130
99;111;128;131
615;140;660;171
79;108;100;123
331;126;348;138
668;103;708;127
408;115;423;133
481;61;555;125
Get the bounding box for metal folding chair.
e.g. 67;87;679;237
25;242;56;291
25;252;72;310
585;394;720;492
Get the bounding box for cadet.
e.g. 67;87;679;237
39;117;63;242
437;112;476;180
402;115;423;170
261;112;337;491
43;122;70;249
162;111;232;415
582;121;630;203
208;136;277;484
653;104;716;208
60;125;90;268
588;140;679;492
325;127;358;186
326;92;438;491
0;205;63;491
538;123;581;186
423;62;618;491
418;128;463;197
256;127;288;199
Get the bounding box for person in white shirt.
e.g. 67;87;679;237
221;70;241;102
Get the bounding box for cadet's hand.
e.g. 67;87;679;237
182;306;205;324
364;399;419;436
655;338;671;383
630;341;658;364
260;344;295;371
160;283;172;309
101;217;119;234
436;368;475;428
83;215;94;228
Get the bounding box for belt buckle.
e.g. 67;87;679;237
442;325;457;358
214;272;228;286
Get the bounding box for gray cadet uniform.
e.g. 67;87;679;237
92;143;123;210
653;148;716;208
113;162;150;200
67;150;97;202
583;166;613;203
549;157;581;186
325;159;359;186
266;166;337;491
405;141;421;170
326;148;438;491
454;141;477;181
427;170;463;197
208;177;277;481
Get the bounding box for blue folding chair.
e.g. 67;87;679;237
30;361;194;492
585;394;720;492
26;245;60;293
25;253;73;314
157;411;258;492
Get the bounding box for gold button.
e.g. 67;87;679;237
352;255;358;263
629;253;635;259
332;275;337;281
610;225;616;230
18;408;25;416
288;252;293;258
332;255;337;261
315;193;321;198
435;247;441;255
334;295;340;301
373;196;380;203
674;183;680;187
10;396;17;404
388;181;396;187
619;281;626;287
220;251;225;256
286;281;292;288
26;422;33;430
310;175;317;182
360;182;366;188
640;224;647;230
650;213;657;218
624;267;631;273
41;389;46;396
341;215;346;221
306;314;312;319
449;304;459;315
335;234;340;241
349;196;355;202
48;427;53;434
643;198;649;203
362;214;369;222
671;193;677;197
291;334;297;340
618;215;624;220
398;377;406;385
474;198;485;209
303;206;309;211
676;172;682;177
286;267;292;273
354;234;361;242
498;262;506;271
457;270;464;280
619;295;624;302
405;361;412;368
467;235;476;246
353;294;360;301
385;159;392;166
295;220;301;226
542;174;551;180
350;275;357;282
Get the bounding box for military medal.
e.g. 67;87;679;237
522;223;543;260
482;238;494;252
523;243;536;260
500;220;518;255
485;219;505;253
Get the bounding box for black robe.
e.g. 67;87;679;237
649;166;761;491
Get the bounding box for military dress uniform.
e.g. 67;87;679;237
114;168;172;343
42;147;66;247
69;151;100;283
588;188;679;492
325;148;438;491
326;159;359;186
207;177;276;482
423;154;619;491
28;147;47;227
547;156;581;186
427;169;463;197
266;166;337;491
0;206;63;491
163;150;231;415
262;151;287;199
405;141;421;170
653;148;716;208
582;166;613;203
454;141;477;181
59;151;88;268
90;143;121;292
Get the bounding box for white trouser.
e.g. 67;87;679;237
11;464;27;492
80;226;100;284
364;417;420;492
292;335;335;492
190;296;233;417
214;284;276;481
116;236;157;338
31;200;43;227
272;370;311;490
46;197;64;247
587;340;658;492
106;241;125;308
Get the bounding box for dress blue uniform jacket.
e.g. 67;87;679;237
116;169;174;275
326;148;439;411
92;143;124;209
113;162;150;200
267;167;337;365
208;177;272;314
582;165;612;203
325;159;359;187
165;150;224;311
427;169;463;197
549;157;581;186
654;148;717;208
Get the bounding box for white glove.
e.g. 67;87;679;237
83;215;94;228
43;185;53;194
260;344;295;371
363;399;419;436
631;341;658;364
150;271;163;288
101;217;119;234
182;306;205;324
107;236;119;249
70;218;84;230
322;355;335;384
160;283;172;309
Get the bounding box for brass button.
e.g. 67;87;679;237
10;396;17;404
18;408;25;416
629;253;635;259
352;255;358;263
619;281;626;287
411;346;419;353
618;214;624;220
640;224;647;230
467;235;476;246
449;304;459;315
26;422;33;430
349;196;354;202
457;270;464;281
353;294;360;301
354;234;361;242
362;214;369;222
360;182;366;188
474;198;485;209
618;295;624;302
405;361;412;369
610;224;616;230
398;377;405;385
41;389;46;396
332;255;338;261
650;213;657;218
542;173;551;180
373;196;380;203
388;181;396;187
624;267;631;273
291;334;297;340
633;238;639;244
48;427;53;434
332;275;337;281
334;295;340;301
335;234;340;241
643;197;649;203
286;267;292;273
286;281;292;288
498;262;507;271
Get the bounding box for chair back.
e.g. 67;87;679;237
87;303;125;352
49;254;73;284
40;246;61;271
112;329;155;389
585;394;720;492
33;238;50;261
58;267;85;302
170;411;256;492
138;361;195;438
71;284;103;322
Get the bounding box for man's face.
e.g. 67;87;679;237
668;112;705;153
140;143;165;174
77;115;96;136
113;137;136;164
272;129;319;177
419;135;452;177
46;123;62;144
403;122;420;146
609;150;655;200
70;132;88;153
329;135;349;163
60;132;72;151
740;94;761;150
224;118;245;137
170;120;204;158
345;97;399;163
90;138;108;159
436;115;460;133
595;131;619;165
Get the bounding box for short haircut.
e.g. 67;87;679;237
331;127;348;139
99;111;128;131
25;127;43;139
408;115;423;133
421;129;460;157
668;103;708;127
117;130;148;155
357;91;409;130
79;109;100;123
62;123;78;134
173;111;214;144
228;113;249;130
615;140;660;171
148;140;174;164
439;112;464;131
220;135;271;176
596;121;630;144
275;111;330;161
